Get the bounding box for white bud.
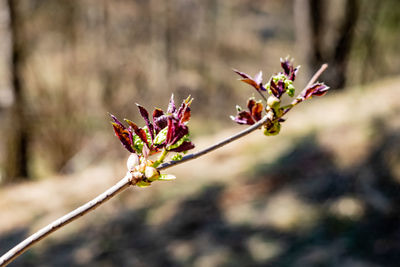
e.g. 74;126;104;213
127;153;140;172
267;95;280;108
145;166;160;181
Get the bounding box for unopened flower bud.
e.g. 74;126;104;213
127;153;140;172
267;95;280;109
145;166;160;181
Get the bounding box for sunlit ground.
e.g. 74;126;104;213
1;77;399;266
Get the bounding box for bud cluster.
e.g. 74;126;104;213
126;153;176;187
232;57;329;135
111;95;195;187
111;57;329;186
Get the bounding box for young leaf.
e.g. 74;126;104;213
233;69;266;91
158;174;176;181
111;122;134;153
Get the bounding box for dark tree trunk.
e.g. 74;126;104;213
309;0;325;69
4;0;30;182
294;0;360;90
330;0;360;89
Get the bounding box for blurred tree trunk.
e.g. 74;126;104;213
100;0;112;107
359;0;382;84
4;0;30;181
198;0;220;116
330;0;360;89
294;0;360;89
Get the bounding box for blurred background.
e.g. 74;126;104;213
0;0;399;266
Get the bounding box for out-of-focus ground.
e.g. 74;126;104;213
1;77;399;266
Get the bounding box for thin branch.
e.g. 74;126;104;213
0;118;270;267
283;63;328;115
158;115;269;170
0;172;134;267
305;63;328;89
159;63;329;170
0;64;328;267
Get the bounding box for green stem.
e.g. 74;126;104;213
152;149;168;168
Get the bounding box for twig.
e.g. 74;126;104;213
0;118;268;267
283;63;328;115
305;63;328;90
0;64;328;267
0;172;134;267
159;63;329;170
158;115;269;170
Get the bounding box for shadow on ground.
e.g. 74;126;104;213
2;124;400;267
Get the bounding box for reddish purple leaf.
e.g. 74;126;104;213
231;111;255;125
251;102;263;122
110;114;125;128
165;117;189;147
247;98;256;112
232;98;264;126
153;108;167;133
167;94;176;114
125;119;148;145
169;141;195;152
111;122;134;153
299;83;330;100
177;97;192;123
280;58;299;81
137;104;154;141
153;108;164;120
269;79;286;98
165;117;175;146
254;71;263;85
233;69;266;91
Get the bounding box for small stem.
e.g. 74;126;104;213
305;63;328;89
283;63;328;116
152;148;168;168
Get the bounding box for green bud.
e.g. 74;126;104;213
264;122;281;136
286;84;295;97
171;154;183;161
136;180;152;187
